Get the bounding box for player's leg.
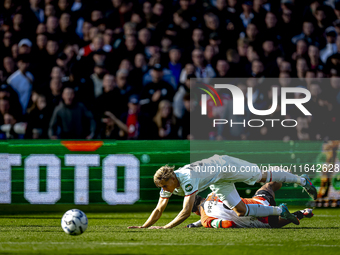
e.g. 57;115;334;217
211;182;283;217
253;182;282;227
212;181;299;224
255;182;282;201
276;209;314;228
214;155;297;191
253;182;301;226
260;171;317;200
260;171;303;185
215;154;316;200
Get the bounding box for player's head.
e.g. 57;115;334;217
192;195;205;215
154;165;178;193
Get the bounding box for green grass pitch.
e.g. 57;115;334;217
0;207;339;255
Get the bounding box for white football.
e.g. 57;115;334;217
61;209;88;235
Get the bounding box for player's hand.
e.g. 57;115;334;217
186;223;197;228
104;111;116;119
127;226;144;229
148;226;164;229
227;22;235;30
151;90;161;102
86;134;93;140
159;128;165;137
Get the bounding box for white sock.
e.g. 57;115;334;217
266;171;271;182
297;177;306;186
268;171;301;184
266;170;307;186
192;220;202;227
245;204;282;217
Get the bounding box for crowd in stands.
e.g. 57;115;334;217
1;0;340;140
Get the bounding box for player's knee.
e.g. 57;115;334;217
270;182;282;191
277;182;283;189
232;200;247;217
233;207;246;217
236;211;246;217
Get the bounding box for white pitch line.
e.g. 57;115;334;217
0;242;339;248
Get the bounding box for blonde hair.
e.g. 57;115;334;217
154;165;175;187
153;100;176;129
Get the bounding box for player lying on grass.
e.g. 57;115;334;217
186;182;314;229
128;154;316;229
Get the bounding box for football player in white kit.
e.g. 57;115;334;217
128;154;316;229
187;182;314;229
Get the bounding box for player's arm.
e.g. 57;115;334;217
200;206;236;228
202;216;236;228
209;219;236;228
128;197;169;229
161;193;196;229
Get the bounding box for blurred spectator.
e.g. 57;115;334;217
47;77;62;109
142;63;177;89
215;59;230;78
292;21;318;45
292;39;308;61
95;73;116;119
307;44;323;71
18;39;32;55
138;28;151;48
49;86;95;139
320;26;337;63
79;34;108;58
27;0;45;28
120;95;157;139
240;1;254;30
168;46;182;85
99;111;127;139
90;63;108;98
0;112;23;139
191;49;216;82
1;56;16;83
0;84;22;118
141;64;175;116
296;57;309;80
7;54;33;114
173;74;194;119
46;16;59;40
129;53;148;90
325;35;340;72
1;0;340;140
112;69;135;118
152;100;178;139
1;31;13;59
26;93;51;139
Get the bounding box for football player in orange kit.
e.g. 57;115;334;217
187;182;314;229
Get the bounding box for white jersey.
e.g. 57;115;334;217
160;154;261;198
203;195;271;228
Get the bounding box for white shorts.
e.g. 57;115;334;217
209;183;241;209
206;155;263;209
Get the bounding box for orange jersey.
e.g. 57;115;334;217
200;194;270;228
